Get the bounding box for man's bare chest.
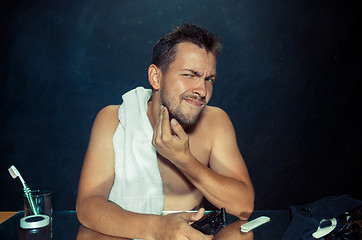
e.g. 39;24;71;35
157;138;210;195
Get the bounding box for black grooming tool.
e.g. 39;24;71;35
191;208;227;235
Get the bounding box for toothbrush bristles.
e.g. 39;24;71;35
8;165;20;179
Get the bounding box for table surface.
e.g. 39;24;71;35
0;210;290;239
0;212;18;224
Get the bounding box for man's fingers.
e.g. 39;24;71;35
168;210;212;240
181;208;205;222
192;208;206;221
161;106;172;140
171;118;188;140
184;226;214;240
154;105;163;140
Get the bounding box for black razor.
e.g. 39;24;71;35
191;208;227;235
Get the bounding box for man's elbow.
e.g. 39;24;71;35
234;188;255;220
76;201;85;225
238;202;254;220
76;198;91;229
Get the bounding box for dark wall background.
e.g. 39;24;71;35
1;0;361;211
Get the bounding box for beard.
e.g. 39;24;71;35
160;90;206;127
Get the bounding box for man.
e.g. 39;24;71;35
76;22;254;239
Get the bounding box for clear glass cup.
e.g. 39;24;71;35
24;190;53;219
21;190;53;239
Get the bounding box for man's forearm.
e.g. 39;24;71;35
76;196;212;239
76;196;156;239
175;154;254;219
152;107;254;219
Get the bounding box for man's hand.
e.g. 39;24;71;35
150;208;213;240
152;105;191;166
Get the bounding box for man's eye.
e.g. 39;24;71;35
205;78;214;82
183;74;192;77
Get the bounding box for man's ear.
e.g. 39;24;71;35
148;64;161;90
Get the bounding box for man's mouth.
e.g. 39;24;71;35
183;97;205;107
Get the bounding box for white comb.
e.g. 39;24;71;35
241;216;270;233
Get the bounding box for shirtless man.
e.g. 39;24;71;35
76;23;254;239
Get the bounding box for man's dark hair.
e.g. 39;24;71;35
152;22;222;73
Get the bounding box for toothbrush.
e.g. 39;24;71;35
8;165;39;215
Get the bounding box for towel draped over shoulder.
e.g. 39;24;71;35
108;87;164;215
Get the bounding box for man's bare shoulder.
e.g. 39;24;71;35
98;105;120;116
190;106;234;144
91;105;120;134
95;105;119;121
201;106;232;126
197;106;237;145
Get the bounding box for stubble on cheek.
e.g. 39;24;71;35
160;89;206;126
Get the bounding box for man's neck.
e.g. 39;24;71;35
147;93;161;129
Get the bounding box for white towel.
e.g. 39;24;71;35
108;87;164;215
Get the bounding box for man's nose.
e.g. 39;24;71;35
193;78;207;98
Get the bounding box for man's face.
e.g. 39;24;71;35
159;42;217;126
